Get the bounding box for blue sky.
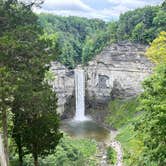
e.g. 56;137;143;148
33;0;163;21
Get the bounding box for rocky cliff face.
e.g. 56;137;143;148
85;42;153;106
50;42;153;115
50;62;74;114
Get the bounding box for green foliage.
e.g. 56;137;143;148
116;116;144;166
135;64;166;166
50;135;97;166
44;70;56;82
107;21;118;43
38;14;110;68
12;83;63;162
106;98;139;129
0;67;15;112
82;31;110;64
0;66;15;165
106;98;145;165
10;134;98;166
106;146;117;164
132;22;145;43
0;0;61;165
108;4;166;44
146;31;166;64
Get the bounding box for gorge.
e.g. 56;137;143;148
50;42;153;120
61;68;110;142
1;0;165;165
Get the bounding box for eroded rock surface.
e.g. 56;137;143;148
50;62;74;114
50;42;153;115
85;42;153;105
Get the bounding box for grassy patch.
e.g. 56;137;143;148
106;146;117;164
106;98;139;129
116;115;144;166
106;97;145;166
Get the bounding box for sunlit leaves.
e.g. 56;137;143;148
136;64;166;165
146;31;166;64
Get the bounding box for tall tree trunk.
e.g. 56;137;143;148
18;140;23;166
2;109;9;166
34;154;38;166
0;133;7;166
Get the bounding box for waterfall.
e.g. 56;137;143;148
0;134;7;166
74;69;88;121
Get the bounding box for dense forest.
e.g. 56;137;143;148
37;1;166;68
38;14;110;68
0;0;166;166
109;2;166;44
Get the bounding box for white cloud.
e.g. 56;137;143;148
34;7;117;21
33;0;163;21
42;0;93;11
107;0;161;8
34;0;119;21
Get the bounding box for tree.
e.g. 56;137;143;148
132;22;145;43
114;4;165;44
82;30;110;64
136;64;166;166
0;1;61;165
153;10;166;32
0;67;15;165
12;83;62;166
161;0;166;10
146;31;166;64
108;21;118;43
38;14;108;68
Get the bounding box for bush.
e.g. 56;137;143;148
10;134;98;166
106;147;116;164
106;98;139;129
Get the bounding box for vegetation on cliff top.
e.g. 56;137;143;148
109;1;166;44
38;14;111;68
38;1;166;68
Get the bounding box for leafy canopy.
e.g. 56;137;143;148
146;31;166;64
136;64;166;166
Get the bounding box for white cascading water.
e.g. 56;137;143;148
74;69;88;121
0;134;7;166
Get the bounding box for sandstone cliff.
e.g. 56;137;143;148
50;62;74;114
50;42;153;115
85;42;153;105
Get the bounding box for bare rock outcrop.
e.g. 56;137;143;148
50;62;74;114
85;42;153;106
50;42;154;115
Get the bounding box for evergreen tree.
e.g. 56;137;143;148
0;67;14;165
0;1;62;165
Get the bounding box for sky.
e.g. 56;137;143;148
33;0;163;21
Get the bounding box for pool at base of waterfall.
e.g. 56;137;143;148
61;69;111;142
60;119;111;142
